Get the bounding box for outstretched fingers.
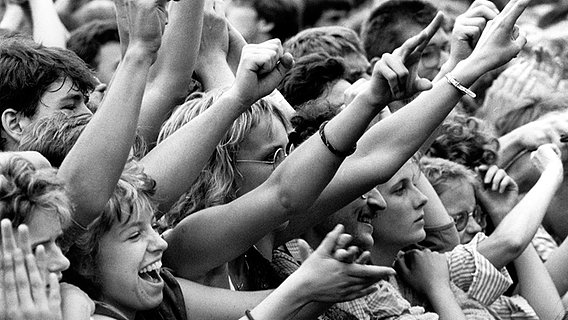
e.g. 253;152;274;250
396;11;445;60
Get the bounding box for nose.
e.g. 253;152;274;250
48;245;71;274
150;232;168;252
466;216;483;234
413;187;429;210
366;188;386;210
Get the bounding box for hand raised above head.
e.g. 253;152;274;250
468;0;530;73
530;143;563;177
363;12;444;106
229;39;295;107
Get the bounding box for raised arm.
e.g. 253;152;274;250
164;41;390;280
57;0;167;227
279;0;530;244
0;0;26;31
28;0;69;48
140;40;294;213
138;0;205;146
476;144;563;269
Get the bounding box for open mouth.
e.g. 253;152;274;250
356;208;376;225
139;261;163;284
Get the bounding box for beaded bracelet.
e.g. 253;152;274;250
245;310;255;320
319;120;357;157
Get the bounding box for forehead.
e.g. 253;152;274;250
378;162;417;191
26;211;62;243
438;179;476;214
237;114;288;156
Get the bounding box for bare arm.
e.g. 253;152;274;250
28;0;69;48
513;246;565;320
0;0;25;31
477;145;563;269
138;0;205;146
57;0;166;227
280;0;530;244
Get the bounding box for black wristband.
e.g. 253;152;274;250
245;310;255;320
318;120;356;157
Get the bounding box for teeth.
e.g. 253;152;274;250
139;261;162;274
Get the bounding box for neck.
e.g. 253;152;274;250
370;242;401;267
99;299;136;320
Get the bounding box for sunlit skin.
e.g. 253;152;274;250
27;211;70;282
31;77;93;122
371;161;428;267
437;178;482;244
95;41;121;85
96;208;168;320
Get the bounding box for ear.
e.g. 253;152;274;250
257;19;275;35
1;108;30;144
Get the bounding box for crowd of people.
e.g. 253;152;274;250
1;0;568;319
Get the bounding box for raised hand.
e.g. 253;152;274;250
1;220;62;320
448;0;499;64
395;249;450;295
118;0;171;56
468;0;529;73
530;143;563;178
196;0;230;69
366;12;444;106
292;224;395;303
475;165;519;223
229;39;294;106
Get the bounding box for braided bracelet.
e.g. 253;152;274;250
319;120;356;157
245;310;255;320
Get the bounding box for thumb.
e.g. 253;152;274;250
316;224;344;256
414;77;433;92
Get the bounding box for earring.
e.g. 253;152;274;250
361;194;367;200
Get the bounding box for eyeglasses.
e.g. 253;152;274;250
236;144;295;171
450;205;486;232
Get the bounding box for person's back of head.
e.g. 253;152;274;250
427;114;499;170
0;156;71;228
278;52;346;108
283;26;370;82
0;35;96;150
302;0;353;28
68;0;117;31
66;20;120;85
361;0;438;60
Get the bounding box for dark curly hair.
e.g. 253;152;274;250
427;114;500;169
289;98;338;147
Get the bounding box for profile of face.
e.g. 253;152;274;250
96;207;168;316
316;188;386;250
235;113;289;197
34;77;93;121
437;177;482;244
27;212;70;282
372;161;428;248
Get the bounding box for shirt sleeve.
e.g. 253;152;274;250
445;233;513;305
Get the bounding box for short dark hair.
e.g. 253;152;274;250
0;35;97;119
284;26;364;59
361;0;438;60
66;20;120;70
303;0;353;28
278;52;346;108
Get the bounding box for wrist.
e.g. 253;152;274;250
450;59;487;87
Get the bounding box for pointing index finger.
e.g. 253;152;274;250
397;11;445;59
500;0;531;26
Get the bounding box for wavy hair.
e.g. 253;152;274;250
66;161;156;299
0;156;71;228
420;156;479;195
427;114;499;169
157;89;289;227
